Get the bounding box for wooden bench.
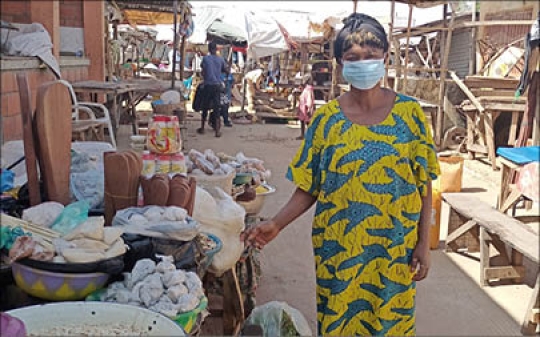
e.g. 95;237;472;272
443;193;539;335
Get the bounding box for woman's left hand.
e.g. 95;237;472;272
410;241;430;281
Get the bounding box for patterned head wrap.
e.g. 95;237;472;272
334;13;389;64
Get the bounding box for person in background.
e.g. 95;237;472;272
167;42;181;69
196;41;229;137
296;74;315;140
241;12;440;336
210;74;234;129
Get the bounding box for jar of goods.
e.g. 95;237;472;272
156;155;171;174
141;151;156;177
147;115;181;154
170;153;187;175
169;115;182;150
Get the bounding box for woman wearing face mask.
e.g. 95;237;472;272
241;13;439;336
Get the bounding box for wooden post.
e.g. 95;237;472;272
436;4;456;146
393;37;401;92
179;35;187;82
384;0;395;88
171;0;179;89
353;0;358;13
402;4;413;94
469;0;477;75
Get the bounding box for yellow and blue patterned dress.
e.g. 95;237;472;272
287;94;440;336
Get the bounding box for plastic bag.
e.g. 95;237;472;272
0;313;26;337
0;169;14;192
245;301;312;337
50;201;90;236
70;170;104;210
121;233;203;277
192;186;245;235
22;201;64;228
113;206;199;241
201;225;244;277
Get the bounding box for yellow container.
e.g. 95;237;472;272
429;183;442;250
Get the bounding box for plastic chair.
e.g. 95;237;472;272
57;80;116;148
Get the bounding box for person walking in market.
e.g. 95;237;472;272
241;13;440;336
196;41;229;137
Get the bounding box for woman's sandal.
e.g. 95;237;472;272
196;128;205;134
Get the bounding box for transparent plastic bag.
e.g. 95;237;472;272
70;170;104;210
50;201;90;236
245;301;312;337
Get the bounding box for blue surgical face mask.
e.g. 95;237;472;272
342;59;385;90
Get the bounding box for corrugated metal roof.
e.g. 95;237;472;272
112;0;187;14
394;0;448;8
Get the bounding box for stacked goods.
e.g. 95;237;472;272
4;213;126;264
186;149;236;195
144;114;184;176
97;256;206;320
142;151;187;177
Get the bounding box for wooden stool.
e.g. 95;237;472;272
72;120;105;142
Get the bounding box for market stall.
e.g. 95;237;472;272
0;77;275;336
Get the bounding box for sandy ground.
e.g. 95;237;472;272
117;106;538;336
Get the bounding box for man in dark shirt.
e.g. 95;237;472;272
196;41;229;137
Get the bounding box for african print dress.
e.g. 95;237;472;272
287;94;440;336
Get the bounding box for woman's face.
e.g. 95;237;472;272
342;43;385;63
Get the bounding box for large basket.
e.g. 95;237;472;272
189;171;235;195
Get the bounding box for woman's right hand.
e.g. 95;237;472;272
240;219;281;249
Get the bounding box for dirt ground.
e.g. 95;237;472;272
118;106;538;336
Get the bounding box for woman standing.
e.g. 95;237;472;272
242;13;440;336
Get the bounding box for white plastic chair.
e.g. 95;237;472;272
57;79;116;148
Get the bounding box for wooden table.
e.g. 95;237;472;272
497;147;540;213
71;79;170;134
460;96;527;170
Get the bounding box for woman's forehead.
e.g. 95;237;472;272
343;44;384;57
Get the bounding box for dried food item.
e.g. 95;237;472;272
236;184;256;202
105;238;127;259
167;284;188;302
204;149;221;168
62;248;106;263
63;217;105;241
163;270;186;288
100;255;205;318
30;244;55;261
9;236;37;262
70;238;110;251
103;227;123;245
131;259;157;284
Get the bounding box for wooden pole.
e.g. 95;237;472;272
171;0;178;89
353;0;358;13
436;4;456;146
469;0;477;75
402;4;413;93
179;35;186;82
384;0;395;87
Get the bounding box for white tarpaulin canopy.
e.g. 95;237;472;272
190;5;289;59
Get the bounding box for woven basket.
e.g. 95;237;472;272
152;103;184;116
